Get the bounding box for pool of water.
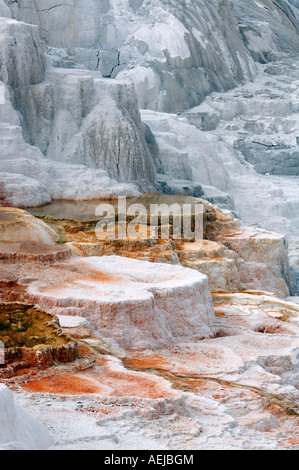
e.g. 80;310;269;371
28;194;203;221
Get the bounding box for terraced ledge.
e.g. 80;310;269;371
0;241;72;264
0;302;79;378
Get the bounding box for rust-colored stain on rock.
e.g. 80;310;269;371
22;375;102;395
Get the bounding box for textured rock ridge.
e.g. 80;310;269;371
5;0;299;113
0;18;46;140
230;0;299;62
4;0;257;112
0;207;60;244
0;0;299;451
1;2;299;204
28;197;292;298
0;17;157;197
28;70;157;187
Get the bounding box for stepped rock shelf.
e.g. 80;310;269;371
28;194;292;298
1;200;299;451
0;202;217;350
0;0;299;451
0;303;79;378
0;256;215;350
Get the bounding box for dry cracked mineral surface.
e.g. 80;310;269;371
0;0;299;451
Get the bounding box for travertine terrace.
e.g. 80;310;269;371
30;195;292;298
0;207;59;244
0;0;299;452
0;204;298;450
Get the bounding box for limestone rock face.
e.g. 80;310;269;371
218;227;291;297
0;0;11;17
184;58;299;177
0;17;157;195
29;196;292;298
26;69;157;186
0;18;45;86
1;2;299;205
4;0;257;113
0;123;140;207
140;58;299;293
229;0;299;62
0;171;52;208
141;110;234;192
0;18;46;134
5;0;299;113
0;384;53;450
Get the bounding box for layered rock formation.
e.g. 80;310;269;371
0;250;215;350
28;195;290;297
5;0;299;110
5;0;299;112
230;0;299;62
0;17;156;204
0;1;298;218
0;207;216;349
4;0;257;112
0;206;297;450
184;58;299;177
140;59;299;293
0;0;299;451
1;274;299;450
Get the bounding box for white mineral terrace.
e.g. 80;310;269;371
0;0;299;452
25;256;215;349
